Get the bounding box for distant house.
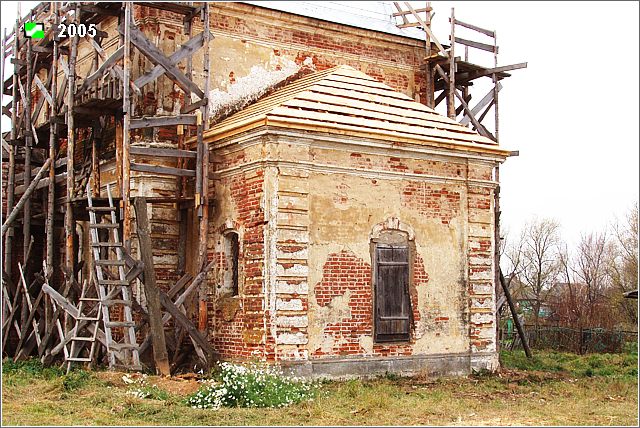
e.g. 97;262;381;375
500;277;559;325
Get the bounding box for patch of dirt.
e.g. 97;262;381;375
493;368;570;383
398;369;570;396
152;375;202;396
95;371;203;396
449;416;550;426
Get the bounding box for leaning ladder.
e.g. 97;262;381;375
87;183;141;370
66;278;101;373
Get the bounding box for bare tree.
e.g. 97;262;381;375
498;226;526;313
519;218;562;327
573;232;612;324
608;203;638;326
557;243;585;328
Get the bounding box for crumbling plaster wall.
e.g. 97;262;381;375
133;2;427;116
207;129;501;374
204;136;276;361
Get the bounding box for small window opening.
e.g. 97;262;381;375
224;232;240;296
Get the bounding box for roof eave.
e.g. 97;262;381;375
203;119;511;159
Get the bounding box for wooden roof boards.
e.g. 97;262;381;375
203;65;510;157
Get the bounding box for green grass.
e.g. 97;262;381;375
500;348;638;378
2;350;638;426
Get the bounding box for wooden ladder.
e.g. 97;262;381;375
66;278;101;372
87;183;141;370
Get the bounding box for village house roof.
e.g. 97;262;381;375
204;65;510;157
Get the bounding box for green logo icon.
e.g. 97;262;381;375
24;22;45;39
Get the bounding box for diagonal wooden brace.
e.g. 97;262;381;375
123;23;204;99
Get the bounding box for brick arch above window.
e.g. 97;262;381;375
370;217;415;242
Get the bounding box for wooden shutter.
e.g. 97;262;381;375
374;244;411;342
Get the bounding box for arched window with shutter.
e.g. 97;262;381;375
372;230;412;343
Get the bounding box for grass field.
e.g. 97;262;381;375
2;349;638;426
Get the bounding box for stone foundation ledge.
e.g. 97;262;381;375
280;351;499;380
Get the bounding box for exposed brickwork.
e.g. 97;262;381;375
467;183;496;356
313;250;371;357
401;182;461;225
208;168;267;360
312;250;428;358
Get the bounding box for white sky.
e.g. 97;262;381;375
1;1;638;248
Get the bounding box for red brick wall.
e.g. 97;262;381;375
208;168;268;360
312;249;429;358
401;182;462;225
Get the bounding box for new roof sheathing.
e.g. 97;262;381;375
204;65;510;157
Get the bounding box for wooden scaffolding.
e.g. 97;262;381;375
1;1;217;372
392;2;531;355
1;1;532;373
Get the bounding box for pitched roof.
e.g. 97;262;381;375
204;65;509;156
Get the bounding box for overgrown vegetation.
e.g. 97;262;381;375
2;359;93;392
123;373;171;401
500;347;638;378
2;350;637;426
187;361;316;409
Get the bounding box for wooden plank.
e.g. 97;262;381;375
451;36;497;53
183;5;203;23
456;62;527;83
86;36;135;95
403;2;445;53
130;163;196;177
130;146;196;158
434;63;488;136
316;77;414;102
134;197;170;376
180;97;207;114
448;9;456;120
32;45;52;53
58;56;69;78
122;2;133;252
279;99;490;144
33;75;53;106
79;4;121;16
14;287;45;359
126;24;204;98
168;273;193;300
460;83;502;126
76;46;124;96
269;105;490;145
434;90;446;108
2;158;52;235
451;18;495;38
134;31;207;89
264;116;503;153
293;90;462;129
15;172;66;195
396;22;422;28
138;262;213;356
16;265;42;350
1;277;23;352
392;7;430;17
159;290;213;365
65;6;79;281
199;2;211;332
137;2;196;15
326;72;400;92
130;115;196;129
